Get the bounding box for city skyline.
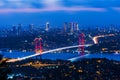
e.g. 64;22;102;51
0;1;120;80
0;0;120;26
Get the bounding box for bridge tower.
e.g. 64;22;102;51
78;33;85;55
34;37;43;60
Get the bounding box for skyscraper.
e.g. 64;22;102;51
29;24;34;31
17;24;22;35
12;25;17;32
70;22;74;34
18;24;22;32
76;23;79;31
63;22;67;33
11;25;17;36
45;22;49;31
74;23;79;31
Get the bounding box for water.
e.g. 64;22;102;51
0;51;120;61
85;53;120;61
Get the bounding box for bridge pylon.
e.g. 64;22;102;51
78;33;85;55
34;37;43;60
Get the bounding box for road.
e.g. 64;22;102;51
6;44;92;63
92;34;114;44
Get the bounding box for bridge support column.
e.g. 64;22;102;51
34;37;43;61
78;33;85;55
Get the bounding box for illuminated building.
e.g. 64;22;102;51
73;23;79;31
70;22;74;33
45;22;49;31
68;22;74;34
63;22;67;33
17;24;22;35
76;23;79;31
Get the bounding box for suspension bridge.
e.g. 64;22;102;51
6;33;92;63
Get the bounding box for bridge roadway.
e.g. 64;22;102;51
6;44;92;63
92;34;114;44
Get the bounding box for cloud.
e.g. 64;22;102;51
0;0;32;8
0;0;118;13
0;6;106;13
41;0;61;7
0;1;4;6
112;7;120;11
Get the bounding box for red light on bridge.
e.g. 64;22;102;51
78;33;85;55
34;37;43;59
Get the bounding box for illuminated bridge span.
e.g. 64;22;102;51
92;34;114;44
6;44;92;63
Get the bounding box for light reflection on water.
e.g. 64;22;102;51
0;52;120;61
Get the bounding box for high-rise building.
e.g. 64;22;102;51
63;22;67;32
67;22;74;34
12;25;17;32
76;23;79;31
11;25;17;36
68;23;71;32
63;22;79;33
17;24;22;35
75;23;79;31
29;24;34;31
70;22;74;33
45;22;49;31
18;24;22;32
96;26;100;32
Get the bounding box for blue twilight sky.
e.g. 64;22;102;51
0;0;120;27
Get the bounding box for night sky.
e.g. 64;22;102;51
0;0;120;27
